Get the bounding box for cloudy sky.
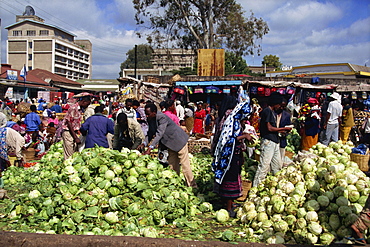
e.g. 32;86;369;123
0;0;369;79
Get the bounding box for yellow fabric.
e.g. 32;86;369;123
340;126;352;142
342;107;355;127
301;132;318;151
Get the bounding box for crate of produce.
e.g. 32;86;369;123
350;152;370;172
237;180;252;202
24;148;39;162
188;140;210;153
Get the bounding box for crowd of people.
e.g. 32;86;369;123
0;94;223;190
0;90;368;219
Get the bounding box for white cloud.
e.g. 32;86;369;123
1;0;369;78
268;1;343;31
1;0;145;79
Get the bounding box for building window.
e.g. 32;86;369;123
28;54;32;60
12;30;22;36
28;66;32;71
39;30;49;36
29;42;32;49
26;30;36;36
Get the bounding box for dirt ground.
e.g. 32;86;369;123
0;231;306;247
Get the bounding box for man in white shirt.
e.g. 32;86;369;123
117;99;137;122
322;92;343;145
176;100;185;121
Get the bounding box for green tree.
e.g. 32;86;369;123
225;51;250;75
119;44;153;77
171;67;197;76
133;0;269;56
262;54;283;70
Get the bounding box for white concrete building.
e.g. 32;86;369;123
5;9;92;81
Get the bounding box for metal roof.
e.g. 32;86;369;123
175;80;242;86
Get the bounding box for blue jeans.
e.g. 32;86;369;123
253;138;282;187
322;123;339;146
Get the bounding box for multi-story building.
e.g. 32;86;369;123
5;10;92;80
151;48;195;71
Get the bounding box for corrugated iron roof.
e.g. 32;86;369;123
176;80;242;86
29;69;82;86
349;64;370;73
0;68;48;85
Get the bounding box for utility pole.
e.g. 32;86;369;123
134;45;137;79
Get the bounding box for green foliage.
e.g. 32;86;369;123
133;0;269;56
171;67;197;76
261;54;282;70
225;51;250;75
119;44;153;76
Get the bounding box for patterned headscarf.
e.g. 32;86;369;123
212;96;251;184
0;113;8;161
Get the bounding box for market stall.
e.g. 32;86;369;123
174;80;243;106
244;80;337;108
137;81;172;105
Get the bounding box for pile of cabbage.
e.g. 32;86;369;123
1;143;212;237
285;128;301;153
237;141;370;245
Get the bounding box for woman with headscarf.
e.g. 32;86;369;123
192;101;206;134
0;112;25;170
301;98;321;150
250;98;262;132
212;99;252;217
340;97;355;142
184;102;195;133
211;95;237;155
163;99;180;126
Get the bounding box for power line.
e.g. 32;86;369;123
1;0;23;14
13;0;133;50
2;0;129;60
0;2;21;16
3;0;129;59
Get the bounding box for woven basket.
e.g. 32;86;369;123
188;140;210;153
350;152;370;172
24;148;38;162
237;180;252;202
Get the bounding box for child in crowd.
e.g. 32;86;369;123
32;124;47;157
46;122;57;146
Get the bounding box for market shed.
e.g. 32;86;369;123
244;80;337;107
174;80;243;105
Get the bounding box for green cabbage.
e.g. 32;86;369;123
216;209;230;222
304;200;320;211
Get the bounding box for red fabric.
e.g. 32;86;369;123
193;109;206;134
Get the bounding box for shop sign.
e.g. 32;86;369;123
6;70;18;80
5;87;14;98
198;49;225;76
